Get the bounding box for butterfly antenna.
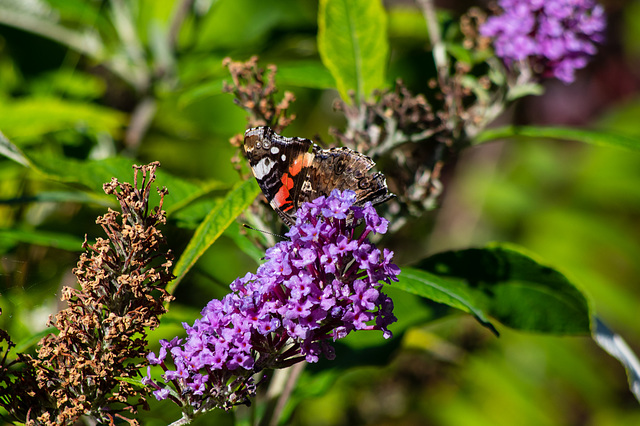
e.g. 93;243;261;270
243;224;288;240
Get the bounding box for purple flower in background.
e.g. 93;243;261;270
480;0;606;83
146;190;399;411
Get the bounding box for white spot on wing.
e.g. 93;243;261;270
281;154;286;161
271;147;279;154
253;157;275;180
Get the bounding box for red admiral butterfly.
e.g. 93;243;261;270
243;126;393;227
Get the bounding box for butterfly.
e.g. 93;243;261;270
243;126;393;227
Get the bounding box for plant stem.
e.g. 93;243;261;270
260;362;306;426
416;0;449;81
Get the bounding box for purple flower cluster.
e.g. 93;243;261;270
145;190;399;410
480;0;606;83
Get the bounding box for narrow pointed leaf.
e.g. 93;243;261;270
0;191;111;206
0;228;85;251
0;139;216;214
0;130;30;167
475;125;640;151
0;5;104;57
0;97;125;141
168;179;261;293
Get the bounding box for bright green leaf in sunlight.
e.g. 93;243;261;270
29;70;106;100
412;244;591;334
0;130;29;167
168;179;261;294
388;8;429;40
0;138;218;214
0;191;109;206
318;0;389;103
475;125;640;152
396;267;499;335
0;98;126;142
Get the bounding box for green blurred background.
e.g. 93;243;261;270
0;0;639;424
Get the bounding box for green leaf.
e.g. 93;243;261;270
396;267;499;335
48;0;109;29
445;42;473;64
414;244;591;334
29;70;106;100
194;0;315;50
318;0;388;103
506;83;545;100
0;135;225;233
168;179;261;294
0;4;104;58
116;376;146;389
0;228;85;251
0;140;215;214
388;7;429;40
0;130;29;167
0;97;126;141
26;154;140;190
178;78;226;109
170;198;221;230
160;180;227;217
475;126;640;152
277;61;336;89
15;328;54;353
0;191;112;206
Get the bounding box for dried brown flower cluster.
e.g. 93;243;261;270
223;55;296;143
0;163;174;425
0;312;51;423
460;7;491;52
330;80;450;214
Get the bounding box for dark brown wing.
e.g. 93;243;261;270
302;146;394;207
243;127;315;227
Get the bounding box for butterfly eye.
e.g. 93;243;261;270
256;142;262;149
262;140;271;149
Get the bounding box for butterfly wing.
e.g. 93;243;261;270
243;127;315;227
243;127;393;227
304;146;394;207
